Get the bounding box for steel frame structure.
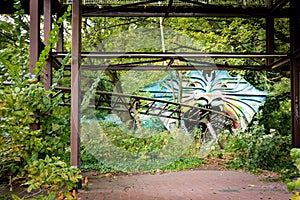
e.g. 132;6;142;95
1;0;300;168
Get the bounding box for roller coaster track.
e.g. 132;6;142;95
1;81;232;126
55;86;234;149
54;86;233;126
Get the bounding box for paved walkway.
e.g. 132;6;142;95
78;170;291;200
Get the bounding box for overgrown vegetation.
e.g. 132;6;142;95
0;1;297;199
287;148;300;200
80;121;206;172
224;74;295;178
227;114;295;176
0;66;82;199
0;2;81;199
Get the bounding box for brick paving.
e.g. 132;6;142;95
78;170;291;200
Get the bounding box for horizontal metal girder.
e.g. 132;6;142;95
82;6;284;18
1;0;292;17
53;51;288;71
77;64;268;71
53;52;287;59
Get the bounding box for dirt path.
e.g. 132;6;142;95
78;170;290;200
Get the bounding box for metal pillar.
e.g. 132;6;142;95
29;0;40;75
71;0;81;167
29;0;40;130
290;0;300;147
44;0;52;90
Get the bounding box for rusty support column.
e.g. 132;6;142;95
291;57;300;148
44;0;52;90
29;0;40;75
71;0;81;167
290;0;300;147
29;0;40;130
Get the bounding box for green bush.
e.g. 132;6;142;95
0;82;70;180
287;148;300;200
21;155;81;195
228;117;294;173
287;148;300;189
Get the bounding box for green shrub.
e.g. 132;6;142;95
228;118;294;173
0;82;70;180
287;148;300;189
21;155;81;194
287;148;300;200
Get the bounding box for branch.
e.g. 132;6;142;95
0;32;16;43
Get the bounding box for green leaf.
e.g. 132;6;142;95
27;183;39;193
11;194;21;200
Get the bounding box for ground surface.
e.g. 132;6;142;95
78;169;291;200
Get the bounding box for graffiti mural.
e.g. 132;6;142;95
141;70;268;133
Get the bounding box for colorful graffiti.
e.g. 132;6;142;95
141;70;268;133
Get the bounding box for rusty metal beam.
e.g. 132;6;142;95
43;0;52;90
53;52;287;59
77;64;268;71
82;6;270;17
71;0;81;168
1;0;292;17
270;57;290;70
290;0;300;147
